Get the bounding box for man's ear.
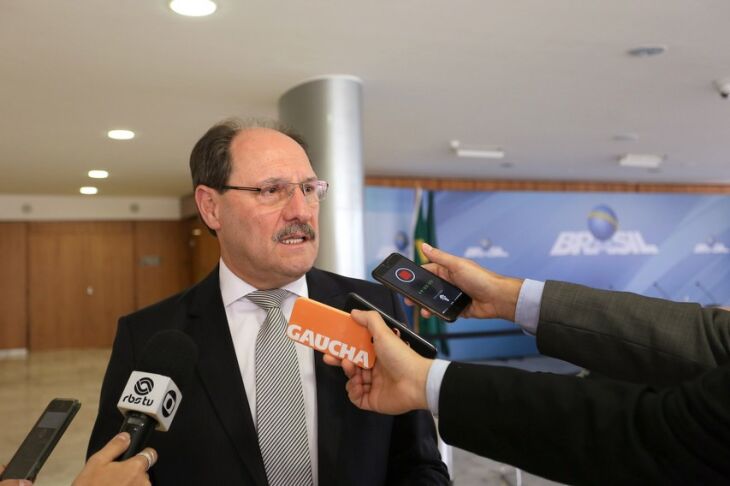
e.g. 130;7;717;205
195;185;222;231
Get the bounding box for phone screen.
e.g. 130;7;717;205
372;253;471;322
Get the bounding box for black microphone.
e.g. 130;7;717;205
115;330;198;460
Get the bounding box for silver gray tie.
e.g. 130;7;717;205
247;289;314;486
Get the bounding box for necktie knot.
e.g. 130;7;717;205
247;289;289;310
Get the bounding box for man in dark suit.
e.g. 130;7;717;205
87;119;448;485
333;243;730;485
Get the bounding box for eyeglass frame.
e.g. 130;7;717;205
219;179;329;205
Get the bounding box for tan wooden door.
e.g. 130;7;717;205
28;222;135;350
187;217;220;284
0;222;28;349
134;221;192;309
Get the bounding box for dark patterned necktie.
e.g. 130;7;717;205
247;289;313;486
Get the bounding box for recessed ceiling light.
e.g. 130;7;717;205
88;170;109;179
618;153;665;169
450;140;505;159
169;0;217;17
107;129;135;140
80;186;98;195
627;45;667;57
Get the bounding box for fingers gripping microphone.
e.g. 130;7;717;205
116;330;198;460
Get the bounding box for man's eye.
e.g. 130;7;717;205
262;185;281;195
302;183;316;194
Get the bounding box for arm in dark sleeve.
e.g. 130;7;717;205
538;281;730;385
86;317;136;458
438;361;730;485
385;290;450;485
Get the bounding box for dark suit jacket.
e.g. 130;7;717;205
88;267;448;485
438;281;730;485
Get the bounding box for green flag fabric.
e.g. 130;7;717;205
412;190;450;355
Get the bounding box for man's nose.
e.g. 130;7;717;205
282;184;314;220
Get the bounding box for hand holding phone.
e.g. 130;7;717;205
343;293;437;358
0;398;80;481
372;253;471;322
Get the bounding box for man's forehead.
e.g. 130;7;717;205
231;127;303;154
229;128;314;179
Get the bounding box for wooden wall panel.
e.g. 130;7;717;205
28;222;135;350
186;217;220;284
134;221;192;309
365;176;730;193
85;224;136;347
0;223;28;349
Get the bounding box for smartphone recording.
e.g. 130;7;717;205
371;252;471;322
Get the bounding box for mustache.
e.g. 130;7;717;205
273;223;316;242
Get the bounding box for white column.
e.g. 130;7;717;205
279;75;365;278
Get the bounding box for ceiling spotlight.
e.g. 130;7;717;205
80;186;98;195
169;0;217;17
618;153;665;169
627;45;667;57
450;140;505;159
107;129;135;140
88;170;109;179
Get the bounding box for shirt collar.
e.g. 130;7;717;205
219;258;309;307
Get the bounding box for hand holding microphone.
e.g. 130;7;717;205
115;330;198;461
73;433;156;486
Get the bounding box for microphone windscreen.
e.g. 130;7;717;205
137;330;198;392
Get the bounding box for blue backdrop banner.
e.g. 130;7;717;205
364;187;730;361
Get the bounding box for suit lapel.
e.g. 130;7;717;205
184;269;268;486
306;269;350;486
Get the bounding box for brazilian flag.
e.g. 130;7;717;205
412;189;450;356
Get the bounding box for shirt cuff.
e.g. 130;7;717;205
426;359;451;417
514;279;545;336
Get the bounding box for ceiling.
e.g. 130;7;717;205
2;1;730;197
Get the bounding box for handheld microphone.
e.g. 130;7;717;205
116;329;198;460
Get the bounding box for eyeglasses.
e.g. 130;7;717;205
221;180;329;206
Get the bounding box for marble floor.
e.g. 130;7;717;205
0;349;110;485
0;350;567;486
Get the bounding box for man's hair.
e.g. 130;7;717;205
189;117;308;191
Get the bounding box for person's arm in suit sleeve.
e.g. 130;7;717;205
87;317;137;458
381;290;450;485
342;308;730;485
437;358;730;485
536;280;730;385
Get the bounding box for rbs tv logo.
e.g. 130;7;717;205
134;377;154;395
550;205;659;257
123;377;156;406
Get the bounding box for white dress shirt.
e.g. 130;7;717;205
219;260;319;485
